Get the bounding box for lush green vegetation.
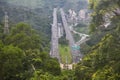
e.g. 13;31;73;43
59;36;72;64
59;44;72;64
0;0;120;80
74;25;89;34
74;0;120;80
73;23;89;42
0;22;61;80
5;0;88;11
73;22;90;54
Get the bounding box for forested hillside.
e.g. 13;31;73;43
0;0;88;39
0;22;61;80
74;0;120;80
0;1;51;38
5;0;88;11
0;0;120;80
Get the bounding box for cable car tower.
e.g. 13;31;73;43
4;12;9;34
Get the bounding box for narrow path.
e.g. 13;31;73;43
70;28;90;45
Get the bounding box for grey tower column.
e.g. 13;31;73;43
51;8;60;62
4;12;9;34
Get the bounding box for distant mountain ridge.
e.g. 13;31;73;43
0;0;89;39
3;0;88;10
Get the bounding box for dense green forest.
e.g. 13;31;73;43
3;0;88;11
0;0;120;80
0;22;62;80
74;0;120;80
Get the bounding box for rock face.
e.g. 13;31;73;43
67;9;91;26
78;9;91;22
100;9;119;29
68;9;78;26
78;9;87;20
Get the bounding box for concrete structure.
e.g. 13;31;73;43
60;63;73;70
50;8;60;61
50;8;90;67
58;23;64;38
4;12;9;34
60;8;82;63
